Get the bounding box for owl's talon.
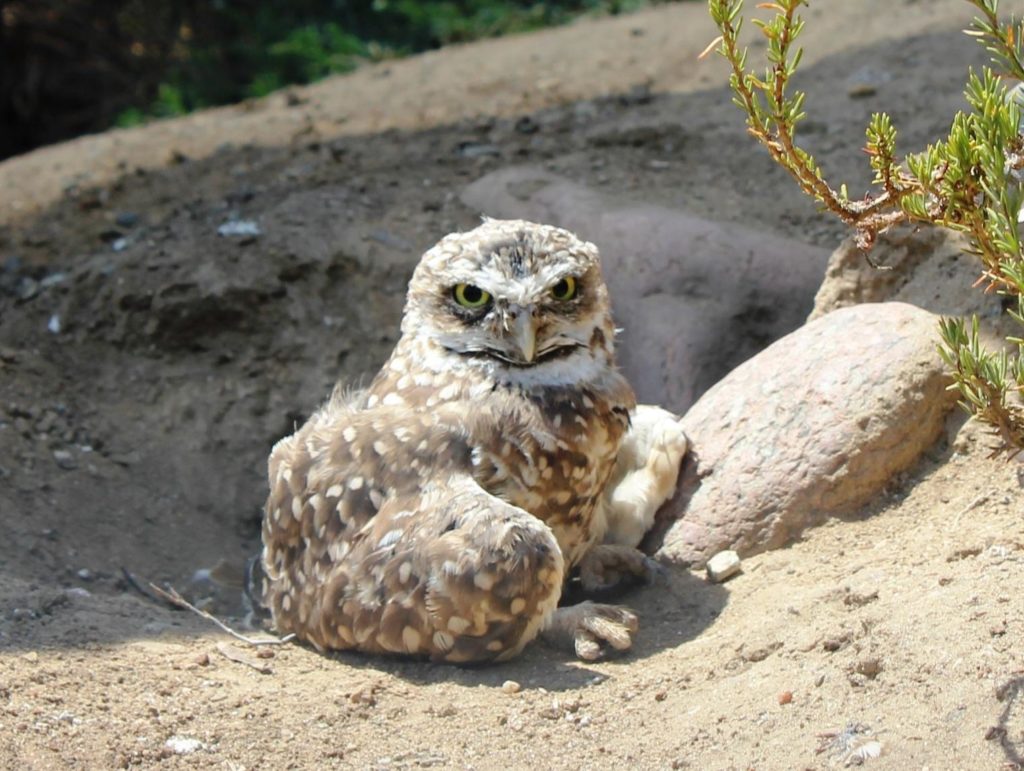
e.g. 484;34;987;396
642;556;667;585
542;601;639;660
577;543;657;593
574;632;603;661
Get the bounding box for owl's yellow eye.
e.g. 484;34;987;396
550;276;577;301
453;283;491;309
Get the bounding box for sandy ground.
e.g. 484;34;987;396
1;0;1023;768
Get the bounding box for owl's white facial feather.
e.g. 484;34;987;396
400;219;617;390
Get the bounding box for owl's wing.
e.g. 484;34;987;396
260;393;447;616
259;395;566;661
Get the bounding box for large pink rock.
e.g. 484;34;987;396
461;167;829;412
646;302;958;566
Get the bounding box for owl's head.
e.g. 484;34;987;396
401;219;617;382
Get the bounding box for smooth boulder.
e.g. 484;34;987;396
646;302;958;566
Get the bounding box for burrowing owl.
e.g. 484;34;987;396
257;219;687;663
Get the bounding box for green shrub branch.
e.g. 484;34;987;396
708;0;1024;457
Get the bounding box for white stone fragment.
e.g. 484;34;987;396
217;219;262;238
849;740;882;763
501;680;522;694
164;736;204;755
706;550;741;583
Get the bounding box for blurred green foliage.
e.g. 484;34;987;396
1;0;680;156
113;0;662;126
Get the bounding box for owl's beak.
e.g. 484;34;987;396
511;308;537;363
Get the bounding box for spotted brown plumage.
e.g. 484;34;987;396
258;219;688;662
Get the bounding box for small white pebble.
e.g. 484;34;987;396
850;740;882;761
164;736;204;755
706;550;742;583
501;680;521;694
216;220;261;238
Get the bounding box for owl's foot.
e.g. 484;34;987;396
541;601;639;660
576;543;662;594
602;405;688;548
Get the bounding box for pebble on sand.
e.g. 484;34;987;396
164;736;204;755
706;550;742;583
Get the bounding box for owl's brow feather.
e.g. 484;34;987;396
478;233;535;278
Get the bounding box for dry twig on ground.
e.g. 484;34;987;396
147;582;295;647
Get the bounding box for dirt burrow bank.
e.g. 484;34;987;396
1;1;1022;769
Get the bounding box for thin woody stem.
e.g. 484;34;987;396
715;0;917;234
